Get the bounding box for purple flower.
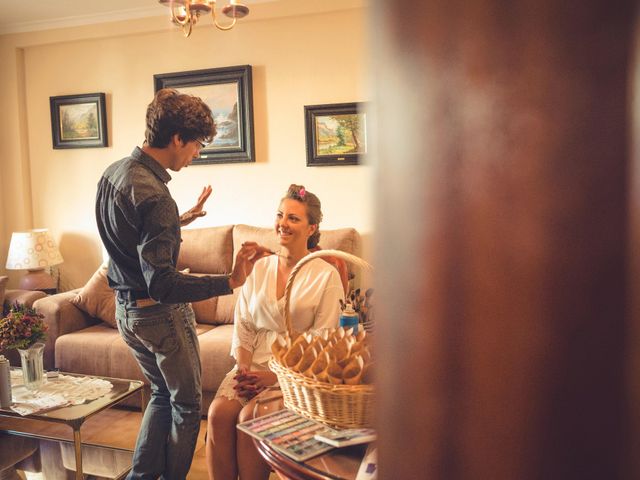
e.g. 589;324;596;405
0;303;47;350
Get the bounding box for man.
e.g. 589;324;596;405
95;88;270;479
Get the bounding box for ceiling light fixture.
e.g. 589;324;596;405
159;0;249;37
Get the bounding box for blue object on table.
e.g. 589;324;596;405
339;305;359;335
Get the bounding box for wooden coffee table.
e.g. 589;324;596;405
250;389;370;480
0;371;145;480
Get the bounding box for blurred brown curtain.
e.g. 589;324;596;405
371;0;640;478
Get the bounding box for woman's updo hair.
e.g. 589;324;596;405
283;184;323;249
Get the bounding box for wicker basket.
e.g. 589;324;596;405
269;249;374;429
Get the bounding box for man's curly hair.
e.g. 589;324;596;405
145;88;216;148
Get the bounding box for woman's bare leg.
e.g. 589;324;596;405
206;397;243;480
236;398;272;480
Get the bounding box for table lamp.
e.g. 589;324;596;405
5;229;64;291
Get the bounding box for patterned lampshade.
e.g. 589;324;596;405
5;229;64;271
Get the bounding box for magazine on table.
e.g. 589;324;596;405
237;408;334;462
313;428;377;447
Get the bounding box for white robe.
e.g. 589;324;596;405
231;255;344;365
215;255;344;404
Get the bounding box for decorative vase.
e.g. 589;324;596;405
17;342;45;390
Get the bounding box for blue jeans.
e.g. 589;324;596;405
116;298;202;480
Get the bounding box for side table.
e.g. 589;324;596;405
250;389;368;480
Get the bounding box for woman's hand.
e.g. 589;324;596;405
233;370;278;400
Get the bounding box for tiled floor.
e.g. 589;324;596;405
0;407;279;479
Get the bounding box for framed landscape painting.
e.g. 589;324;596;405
154;65;255;165
304;102;367;166
50;93;108;149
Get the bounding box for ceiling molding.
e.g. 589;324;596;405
0;0;362;36
0;6;163;35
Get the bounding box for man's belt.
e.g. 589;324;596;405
117;290;158;306
134;298;158;307
117;289;149;301
116;290;158;307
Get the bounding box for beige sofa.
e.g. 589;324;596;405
31;224;360;410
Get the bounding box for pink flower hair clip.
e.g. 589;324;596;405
298;187;306;199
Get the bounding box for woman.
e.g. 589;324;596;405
206;184;344;480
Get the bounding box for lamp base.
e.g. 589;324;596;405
18;269;57;293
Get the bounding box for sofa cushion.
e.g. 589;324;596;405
191;295;218;325
198;324;236;393
183;272;220;325
178;225;233;274
54;322;226;411
55;322;215;381
215;290;240;325
232;224;280;254
314;228;361;257
55;324;126;376
70;266;116;328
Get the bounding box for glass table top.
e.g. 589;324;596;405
1;370;144;424
0;431;133;479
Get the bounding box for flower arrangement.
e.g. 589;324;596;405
0;302;48;350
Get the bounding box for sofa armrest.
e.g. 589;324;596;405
4;289;48;309
32;290;101;370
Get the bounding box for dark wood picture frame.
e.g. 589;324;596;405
154;65;255;165
304;102;367;166
50;93;108;149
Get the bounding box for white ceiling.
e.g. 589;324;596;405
0;0;266;35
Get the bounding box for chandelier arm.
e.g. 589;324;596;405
211;8;238;31
160;0;246;34
169;1;191;27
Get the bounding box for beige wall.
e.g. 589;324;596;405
0;0;372;290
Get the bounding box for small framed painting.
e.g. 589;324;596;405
154;65;255;165
304;102;367;166
50;93;108;149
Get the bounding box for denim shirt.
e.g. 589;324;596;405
95;147;232;303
